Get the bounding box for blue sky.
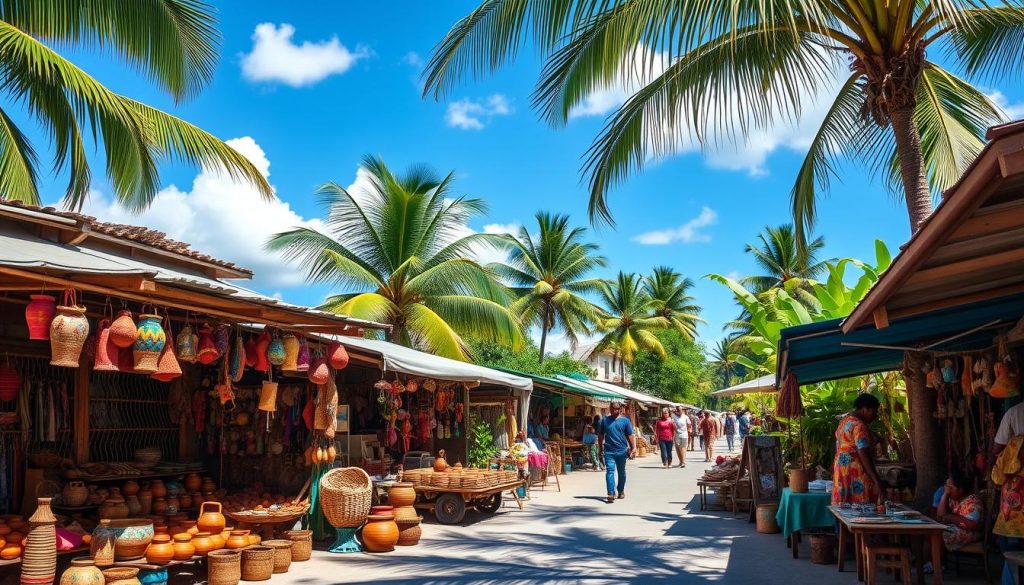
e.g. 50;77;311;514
31;1;1024;356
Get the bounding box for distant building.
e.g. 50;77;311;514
572;342;631;386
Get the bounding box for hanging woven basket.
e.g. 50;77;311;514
327;342;349;370
258;382;278;413
108;310;137;348
50;292;89;368
132;314;167;374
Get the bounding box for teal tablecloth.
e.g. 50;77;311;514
775;487;833;539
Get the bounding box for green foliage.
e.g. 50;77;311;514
593;271;669;364
629;329;713;404
644;267;704;340
467;339;595;378
468;415;498;469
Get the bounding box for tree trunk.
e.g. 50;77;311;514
889;107;933;233
538;303;550;364
903;351;943;510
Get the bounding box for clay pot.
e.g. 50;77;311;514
132;314;166;374
122;481;139;497
197;502;225;534
108;310;137;348
172;534;195;560
50;303;90;368
191;533;215;556
138;495;153;516
151;498;167;515
125;495;142;516
99;498;128;520
178;494;191;510
150;481;167;499
62;481;88;507
209;532;225;551
25;295;56;340
178;520;197;536
388;483;416;508
101;567;140;585
184;473;202;493
107;519;154;561
60;558;104;585
90;520;116;567
433;449;448;472
370;506;394;518
152;524;168;536
247;534;261;546
145;534;174;565
201;477;216;494
226;530;250;550
361;515;399;553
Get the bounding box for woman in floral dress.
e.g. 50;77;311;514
832;393;883;505
937;468;982;551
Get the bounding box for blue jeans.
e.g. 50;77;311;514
726;435;735;452
658;440;673;465
604;452;628;496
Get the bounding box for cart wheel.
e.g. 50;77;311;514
477;494;501;514
435;493;466;524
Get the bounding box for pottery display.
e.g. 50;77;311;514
125;495;142;516
191;533;215;556
150;481;167;499
197;502;225;534
98;497;129;520
122;481;139;497
60;558;104;585
370;506;394;518
201;477;216;494
209;531;225;550
226;530;250;550
90;520;116;567
145;534;174;565
107;519;154;561
387;483;416;508
171;534;195;560
101;567;141;585
360;515;399;553
433;450;448;472
151;499;167;515
184;473;202;493
62;482;88;507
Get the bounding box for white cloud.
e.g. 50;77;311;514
241;23;367;87
445;94;513;130
403;51;423;67
568;45;849;176
632;206;718;245
81;137;325;290
482;222;521;235
988;90;1024;121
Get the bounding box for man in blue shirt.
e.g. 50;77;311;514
598;401;636;503
738;411;751;440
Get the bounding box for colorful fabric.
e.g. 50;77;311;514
831;413;878;505
942;493;982;550
994;436;1024;538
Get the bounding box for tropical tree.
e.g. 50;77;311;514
267;155;524;361
643;266;703;340
491;212;607;362
592;271;668;365
629;329;713;404
423;1;1016;239
743;225;829;293
709;338;738;388
0;0;271;210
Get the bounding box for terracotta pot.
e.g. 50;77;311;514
122;481;139;497
226;530;250;550
247;534;261;546
145;534;174;565
90;520;116;567
25;295;56;340
62;481;88;507
60;558;103;585
108;310;137;348
361;515;399;553
197;502;225;534
433;449;448;472
50;303;89;368
184;473;202;493
152;524;168;536
191;533;215;556
209;532;225;551
101;567;140;585
98;497;128;520
150;481;167;499
107;519;154;561
201;477;216;493
370;506;394;518
178;494;191;510
138;495;153;516
180;520;197;536
151;499;167;515
388;483;416;508
125;495;141;516
171;534;194;560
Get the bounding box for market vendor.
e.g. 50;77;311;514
831;393;884;505
936;468;982;550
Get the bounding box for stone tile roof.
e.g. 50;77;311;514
0;200;250;275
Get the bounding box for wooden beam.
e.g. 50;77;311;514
892;272;1024;307
59;231;89;246
889;283;1024;321
999;149;1024;178
947;198;1024;243
926;224;1024;268
872;307;889;329
903;246;1024;288
73;274;156;292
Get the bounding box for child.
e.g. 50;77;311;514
582;425;603;470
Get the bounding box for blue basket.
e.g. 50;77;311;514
516;486;526;497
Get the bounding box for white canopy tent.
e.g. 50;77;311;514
711;374;777;397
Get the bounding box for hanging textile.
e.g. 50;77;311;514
307;463;332;540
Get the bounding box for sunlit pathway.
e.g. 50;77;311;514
276;437;948;585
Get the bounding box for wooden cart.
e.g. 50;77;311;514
413;480;525;524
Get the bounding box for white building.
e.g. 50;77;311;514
572;342;630;386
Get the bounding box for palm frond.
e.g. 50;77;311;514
0;105;39;204
945;6;1024;84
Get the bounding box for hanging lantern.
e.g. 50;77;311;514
176;324;198;364
267;337;285;367
258;382;278;412
0;360;20;401
327;341;349;370
49;292;90;368
196;324;219;365
281;334;299;371
229;335;246;382
151;342;182;382
132;314;167;374
25;294;56;340
109;310;137;348
296;337;310;372
93;319;119;372
253;332;271;372
308;358;329;385
244;337;258;367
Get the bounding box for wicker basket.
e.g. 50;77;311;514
319;467;372;529
262;540;292;574
396;517;422;546
208;549;241;585
240;546;274;581
283;530;312;562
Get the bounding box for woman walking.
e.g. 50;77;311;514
654;408;677;469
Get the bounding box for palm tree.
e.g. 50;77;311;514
643;266;703;340
423;1;1017;240
709;338;737;389
491;212;607;362
0;0;271;210
593;271;668;365
742;225;829;293
267;155;524;361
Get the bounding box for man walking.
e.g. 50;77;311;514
671;406;689;468
687;410;698;451
598;401;636;503
700;411;717;462
738;410;751;441
724;412;737;452
697;412;707;452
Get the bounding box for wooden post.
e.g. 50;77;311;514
903;351;942;510
73;363;90;464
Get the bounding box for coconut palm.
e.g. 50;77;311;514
709;338;738;388
0;0;271;210
643;266;703;340
592;271;668;365
491;212;607;362
423;1;1017;239
267;155;524;361
743;225;830;293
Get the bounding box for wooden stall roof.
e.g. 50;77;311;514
844;120;1024;333
0;200;388;334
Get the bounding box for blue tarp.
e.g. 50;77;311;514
777;293;1024;384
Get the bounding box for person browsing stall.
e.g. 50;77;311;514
598;401;636;503
831;394;884;505
654;408;677;469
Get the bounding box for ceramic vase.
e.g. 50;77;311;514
132;314;166;374
197;502;225;535
59;559;103;585
360;515;399;553
145;534;174;565
172;534;194;560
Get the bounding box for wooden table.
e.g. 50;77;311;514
829;506;947;585
697;480;730;511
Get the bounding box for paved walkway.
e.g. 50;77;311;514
277;439;990;584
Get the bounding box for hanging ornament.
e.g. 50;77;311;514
308;358;330;385
49;291;90;368
109;310;137;348
152;343;182;382
258;382;278;412
253;331;271;372
176;323;198;364
281;334;299;371
296;337;310;372
93;319;119;372
196;324;219;365
24;294;56;340
267;336;286;367
132;313;167;374
327;341;349;370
